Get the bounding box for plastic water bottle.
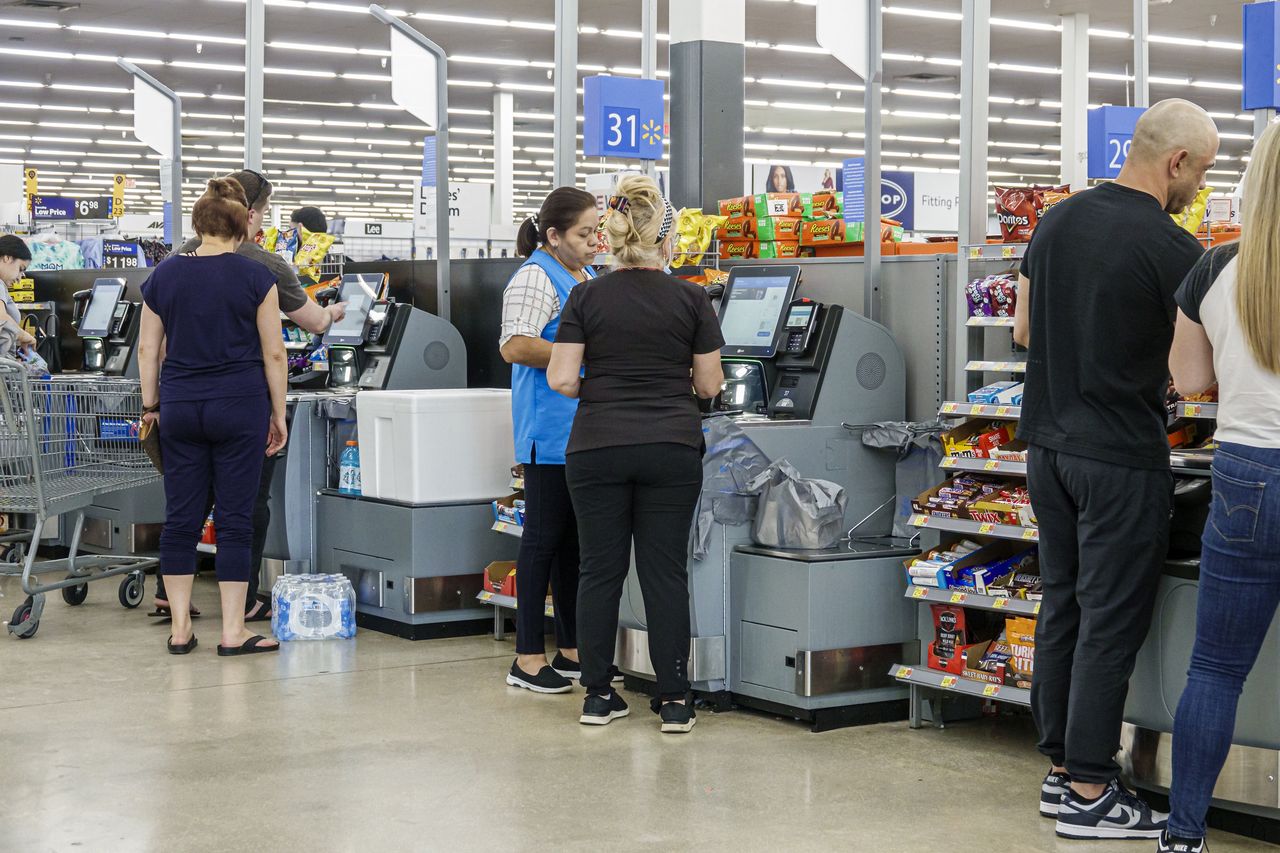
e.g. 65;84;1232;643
338;440;361;495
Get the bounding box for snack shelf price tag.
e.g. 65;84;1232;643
992;598;1008;610
1185;405;1202;417
895;666;913;679
1001;246;1017;259
941;403;958;414
1022;528;1039;541
912;587;929;599
478;591;493;602
983;684;1000;697
984;460;999;471
494;522;509;533
910;514;928;528
940;676;958;689
968;247;981;259
977;523;995;535
1034;602;1042;615
995;407;1010;416
949;592;966;604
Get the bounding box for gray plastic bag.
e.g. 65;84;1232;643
861;420;946;538
747;459;848;550
691;416;773;559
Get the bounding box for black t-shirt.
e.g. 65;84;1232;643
1016;182;1203;470
555;268;725;454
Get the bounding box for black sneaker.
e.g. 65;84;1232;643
551;652;581;681
1055;778;1168;840
1158;831;1207;852
505;660;573;694
1041;768;1071;817
579;692;629;726
659;701;697;733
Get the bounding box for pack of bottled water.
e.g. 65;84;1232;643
272;573;357;641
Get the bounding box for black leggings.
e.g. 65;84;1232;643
568;443;702;699
514;452;580;655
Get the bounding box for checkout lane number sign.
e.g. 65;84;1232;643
584;76;665;161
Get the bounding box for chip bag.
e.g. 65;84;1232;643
294;228;337;281
671;208;726;268
1172;187;1212;235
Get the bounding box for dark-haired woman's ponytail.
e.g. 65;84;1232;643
516;215;541;257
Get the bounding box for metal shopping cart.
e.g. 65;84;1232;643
0;360;159;638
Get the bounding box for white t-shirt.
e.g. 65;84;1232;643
1175;243;1280;448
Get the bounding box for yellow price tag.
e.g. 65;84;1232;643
942;403;957;414
992;597;1008;609
940;676;958;688
978;523;995;535
479;591;493;601
910;514;928;527
969;247;981;259
1002;246;1016;259
895;666;913;679
983;684;1000;697
494;522;508;533
995;406;1009;416
912;587;929;599
950;591;966;604
1023;528;1039;541
1186;405;1201;417
1034;602;1042;615
941;458;956;469
984;460;999;471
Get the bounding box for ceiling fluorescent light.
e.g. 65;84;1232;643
884;6;963;21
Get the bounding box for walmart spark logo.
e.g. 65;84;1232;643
642;119;663;145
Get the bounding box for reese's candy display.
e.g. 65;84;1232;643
718;196;754;218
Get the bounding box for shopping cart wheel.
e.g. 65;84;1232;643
62;583;89;606
119;572;145;609
9;596;39;639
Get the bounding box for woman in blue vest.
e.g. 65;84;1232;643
499;187;602;693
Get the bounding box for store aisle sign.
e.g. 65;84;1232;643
31;195;113;220
583;76;665;160
842;159;961;232
413;182;494;240
1087;106;1145;180
1244;2;1280;110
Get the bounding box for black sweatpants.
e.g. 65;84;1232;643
515;451;580;655
1028;445;1172;783
156;449;279;610
568;443;702;699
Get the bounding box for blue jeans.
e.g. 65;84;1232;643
1170;443;1280;838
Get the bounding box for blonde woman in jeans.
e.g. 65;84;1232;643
1164;120;1280;853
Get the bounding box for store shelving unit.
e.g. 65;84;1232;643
1177;402;1218;420
888;665;1030;709
966;316;1015;328
476;590;555;641
905;586;1040;616
909;513;1039;543
940;456;1027;476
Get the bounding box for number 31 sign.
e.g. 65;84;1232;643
583;76;665;160
1087;106;1145;180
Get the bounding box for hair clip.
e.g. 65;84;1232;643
655;198;675;244
607;195;630;214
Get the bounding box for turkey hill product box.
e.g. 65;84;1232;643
718;196;755;218
717;215;803;242
482;561;517;597
1003;616;1036;689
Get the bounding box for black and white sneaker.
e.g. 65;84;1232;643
579;692;630;726
1041;768;1071;817
1055;778;1168;840
551;652;581;681
1158;830;1207;852
505;660;573;694
659;701;697;733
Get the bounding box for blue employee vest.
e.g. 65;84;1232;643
510;248;592;465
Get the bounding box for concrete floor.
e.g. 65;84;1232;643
1;574;1275;853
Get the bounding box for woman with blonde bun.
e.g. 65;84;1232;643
548;175;724;734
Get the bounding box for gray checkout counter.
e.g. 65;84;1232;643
275;275;518;639
615;264;920;729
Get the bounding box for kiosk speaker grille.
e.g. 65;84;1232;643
856;353;886;390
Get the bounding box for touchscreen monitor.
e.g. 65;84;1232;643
717;266;801;358
78;278;126;338
323;292;373;346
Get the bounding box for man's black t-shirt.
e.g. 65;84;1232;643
1016;182;1203;470
555;268;725;454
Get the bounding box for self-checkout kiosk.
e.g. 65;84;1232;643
72;277;139;378
265;274;503;637
615;265;920;728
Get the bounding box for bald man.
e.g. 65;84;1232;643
1009;98;1218;841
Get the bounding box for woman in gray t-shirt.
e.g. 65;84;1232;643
0;235;34;360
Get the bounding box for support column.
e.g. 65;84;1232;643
954;0;990;399
641;0;659;178
1060;12;1089;191
669;0;745;211
862;0;883;322
553;0;578;188
244;0;265;171
1132;0;1149;108
493;92;514;226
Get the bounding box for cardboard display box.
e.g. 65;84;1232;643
483;561;517;597
716;215;803;242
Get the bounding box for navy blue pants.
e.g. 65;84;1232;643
159;395;270;583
